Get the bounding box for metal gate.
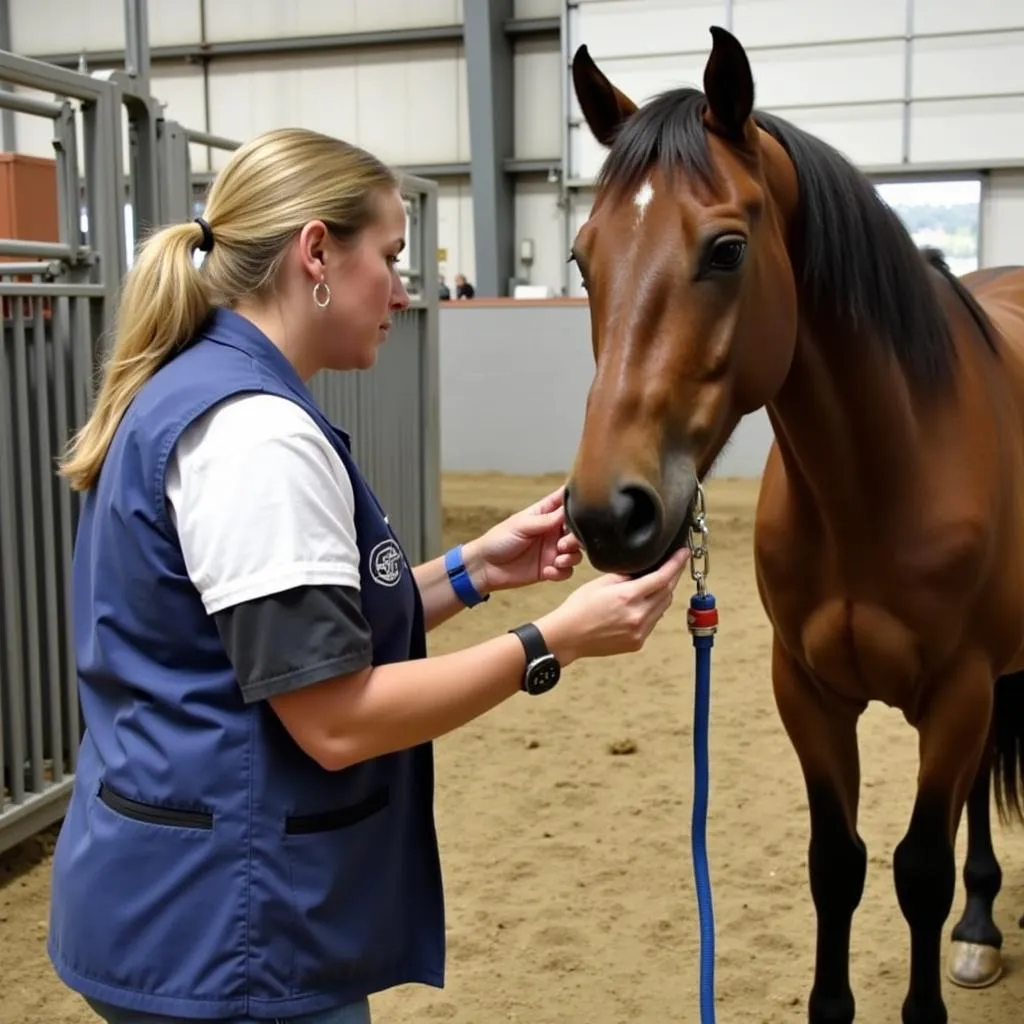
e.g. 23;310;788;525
0;48;440;854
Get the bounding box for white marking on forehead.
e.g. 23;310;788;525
633;179;654;221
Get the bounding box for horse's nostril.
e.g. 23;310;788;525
614;484;661;552
563;479;663;571
563;483;580;541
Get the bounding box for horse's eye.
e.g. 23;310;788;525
709;237;747;271
567;251;589;292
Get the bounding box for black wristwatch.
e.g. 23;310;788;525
509;622;561;695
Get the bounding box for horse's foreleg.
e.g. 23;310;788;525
772;639;866;1024
947;734;1004;989
894;659;993;1024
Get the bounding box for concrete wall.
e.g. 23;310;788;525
439;300;774;478
981;169;1024;267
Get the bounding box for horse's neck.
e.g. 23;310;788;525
766;321;923;519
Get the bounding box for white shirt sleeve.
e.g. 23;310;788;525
165;393;362;615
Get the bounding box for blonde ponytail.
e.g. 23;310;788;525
59;220;211;491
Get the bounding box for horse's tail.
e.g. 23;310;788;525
992;672;1024;826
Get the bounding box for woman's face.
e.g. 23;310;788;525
313;187;411;372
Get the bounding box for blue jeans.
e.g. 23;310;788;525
84;996;372;1024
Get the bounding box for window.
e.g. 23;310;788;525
874;178;981;275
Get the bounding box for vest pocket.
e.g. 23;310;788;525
277;783;396;984
284;785;389;835
98;782;214;830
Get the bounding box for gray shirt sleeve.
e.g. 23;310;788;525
212;584;373;703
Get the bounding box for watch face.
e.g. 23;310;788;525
526;655;560;694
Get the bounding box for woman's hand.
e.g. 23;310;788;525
536;547;692;665
464;486;583;594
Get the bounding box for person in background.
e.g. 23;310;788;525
438;273;450;300
454;272;475;299
47;126;689;1024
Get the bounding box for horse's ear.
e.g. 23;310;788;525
572;44;638;148
702;26;755;139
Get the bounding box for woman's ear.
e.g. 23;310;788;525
297;220;330;277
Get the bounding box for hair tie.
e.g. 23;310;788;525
194;216;214;253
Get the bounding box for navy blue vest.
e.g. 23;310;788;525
47;309;445;1020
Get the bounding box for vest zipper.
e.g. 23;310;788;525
284;785;389;835
98;782;214;830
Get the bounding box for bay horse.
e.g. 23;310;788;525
563;25;1024;1024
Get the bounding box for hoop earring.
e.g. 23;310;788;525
313;280;332;309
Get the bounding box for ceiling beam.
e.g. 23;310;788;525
26;18;559;69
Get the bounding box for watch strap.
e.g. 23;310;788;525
444;544;489;608
509;622;559;695
509;622;549;663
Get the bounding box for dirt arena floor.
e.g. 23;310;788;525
3;473;1024;1023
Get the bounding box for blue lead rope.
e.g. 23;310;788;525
688;588;718;1023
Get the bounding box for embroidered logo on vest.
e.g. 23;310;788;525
369;538;403;587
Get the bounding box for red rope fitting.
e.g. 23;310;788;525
687;605;719;635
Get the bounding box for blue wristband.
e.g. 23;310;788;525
444;544;489;608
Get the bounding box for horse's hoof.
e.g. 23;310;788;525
946;940;1003;989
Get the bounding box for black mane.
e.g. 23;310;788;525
595;87;999;390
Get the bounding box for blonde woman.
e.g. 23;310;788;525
47;127;689;1024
